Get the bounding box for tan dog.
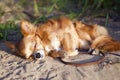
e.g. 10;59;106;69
6;17;120;59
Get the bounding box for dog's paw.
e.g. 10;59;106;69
48;50;65;58
88;48;94;54
88;48;102;56
92;49;100;55
66;50;79;57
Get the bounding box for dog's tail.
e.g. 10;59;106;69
102;41;120;52
91;35;120;52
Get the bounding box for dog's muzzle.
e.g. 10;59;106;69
33;50;45;60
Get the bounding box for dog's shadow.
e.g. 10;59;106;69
0;40;25;59
0;40;12;53
0;30;22;54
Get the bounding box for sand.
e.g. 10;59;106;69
0;43;120;80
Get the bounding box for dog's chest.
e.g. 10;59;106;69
45;36;61;52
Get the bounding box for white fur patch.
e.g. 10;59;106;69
45;45;51;52
92;49;99;55
25;51;32;59
25;43;34;58
79;39;88;48
51;36;61;51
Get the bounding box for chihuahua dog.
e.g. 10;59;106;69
6;17;120;59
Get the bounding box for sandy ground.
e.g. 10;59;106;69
0;49;120;80
0;19;120;80
0;0;120;80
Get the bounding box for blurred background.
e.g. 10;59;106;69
0;0;120;41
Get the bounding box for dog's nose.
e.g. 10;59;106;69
34;52;43;59
35;53;42;58
33;50;45;60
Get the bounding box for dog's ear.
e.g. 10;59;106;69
20;20;36;36
5;41;16;52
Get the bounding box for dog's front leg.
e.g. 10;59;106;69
48;50;65;58
61;33;79;57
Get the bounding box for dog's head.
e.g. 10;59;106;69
6;20;45;59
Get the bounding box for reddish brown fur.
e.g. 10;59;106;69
6;17;120;59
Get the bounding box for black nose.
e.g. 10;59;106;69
35;53;41;58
